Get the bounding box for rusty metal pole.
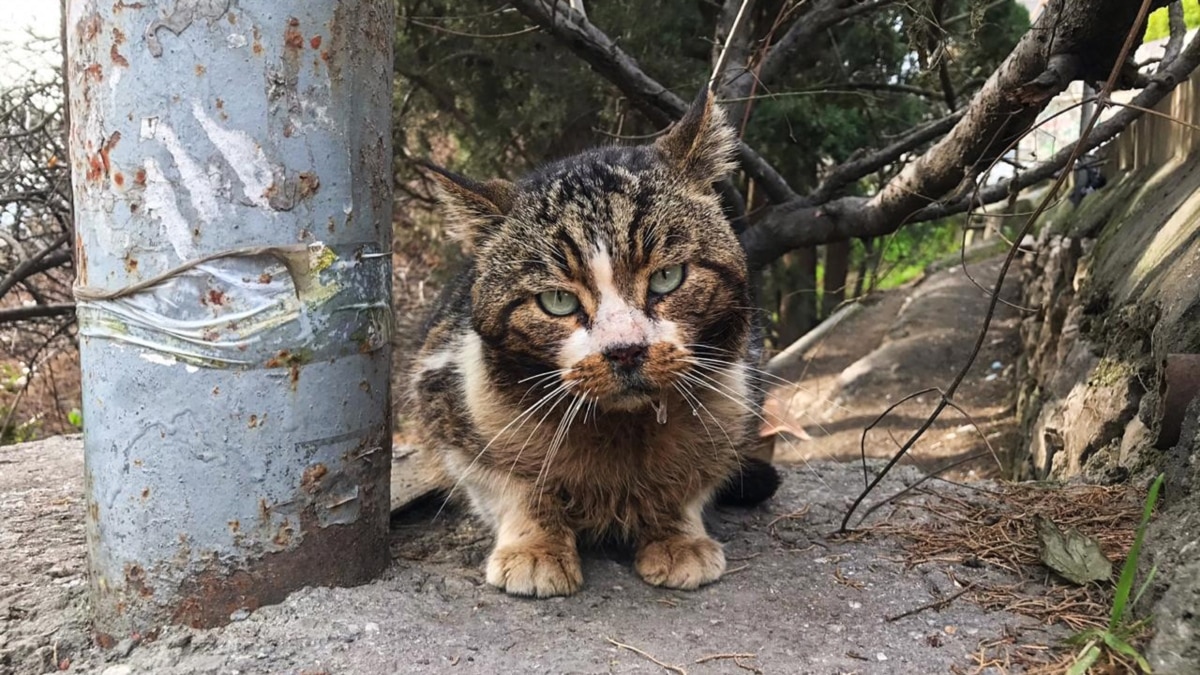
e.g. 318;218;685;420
65;0;394;643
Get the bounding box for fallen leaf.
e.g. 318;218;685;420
1036;515;1112;585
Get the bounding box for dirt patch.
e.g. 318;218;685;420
765;255;1025;480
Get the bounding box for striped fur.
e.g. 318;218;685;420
408;91;774;597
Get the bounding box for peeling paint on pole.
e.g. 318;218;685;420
65;0;395;642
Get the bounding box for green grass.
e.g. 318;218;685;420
1145;1;1200;43
1066;473;1164;674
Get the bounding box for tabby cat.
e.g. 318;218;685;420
409;91;779;598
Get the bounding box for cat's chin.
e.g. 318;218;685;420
595;391;658;413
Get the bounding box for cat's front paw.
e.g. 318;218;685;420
635;536;726;590
486;543;583;598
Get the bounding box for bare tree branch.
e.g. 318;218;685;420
1164;1;1186;65
808;111;964;204
914;31;1200;222
509;0;798;201
0;303;74;324
739;0;1173;268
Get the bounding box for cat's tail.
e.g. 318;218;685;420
714;456;781;507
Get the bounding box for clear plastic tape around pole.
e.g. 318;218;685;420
74;242;393;369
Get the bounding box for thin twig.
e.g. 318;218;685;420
606;637;688;675
886;585;974;622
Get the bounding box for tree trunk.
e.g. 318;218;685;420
822;240;851;316
773;248;818;348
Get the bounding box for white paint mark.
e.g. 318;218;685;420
226;33;248;49
192;100;275;210
185;364;199;374
144;118;221;224
139;117;159;140
141;158;197;259
140;352;178;367
108;64;122;95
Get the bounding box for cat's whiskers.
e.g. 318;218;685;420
683;349;858;418
501;382;581;496
515;369;575;407
684;357;852;444
435;380;575;520
549;394;587;474
679;369;833;491
534;391;588;509
672;381;730;454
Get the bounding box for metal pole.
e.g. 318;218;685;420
65;0;394;643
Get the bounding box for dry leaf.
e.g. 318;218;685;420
1036;515;1112;585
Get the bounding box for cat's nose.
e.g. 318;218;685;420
604;343;648;370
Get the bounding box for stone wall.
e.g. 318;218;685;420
1015;69;1200;667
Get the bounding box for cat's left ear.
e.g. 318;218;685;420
654;88;738;186
422;163;515;254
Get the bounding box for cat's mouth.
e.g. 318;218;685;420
562;342;690;412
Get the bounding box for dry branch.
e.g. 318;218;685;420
511;0;1192;270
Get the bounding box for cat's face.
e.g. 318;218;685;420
432;93;750;412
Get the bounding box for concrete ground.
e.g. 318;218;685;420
1;436;1070;675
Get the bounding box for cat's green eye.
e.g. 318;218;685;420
648;265;685;295
537;289;580;316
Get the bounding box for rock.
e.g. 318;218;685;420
166;633;193;649
101;665;133;675
229;608;251;622
114;637;138;658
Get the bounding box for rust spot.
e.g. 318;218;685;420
298;172;320;199
215;97;224;109
273;523;294;547
112;27;126;44
123;255;138;273
282;123;294;138
359;380;371;393
258;273;272;284
264;349;291;368
125;564;153;598
86;155;104;182
284;18;304;50
227;12;237;24
134;168;147;186
141;488;150;500
169;428;389;629
76;242;88;285
79;13;102;42
113;172;125;187
110;44;129;67
228;520;240;532
133;459;143;467
83;62;103;82
248;414;258;428
258;498;271;523
309;35;322;49
195;64;207;76
212;386;220;395
112;1;147;12
321;50;331;62
302;463;328;492
290;363;301;389
95;632;116;650
207;289;226;306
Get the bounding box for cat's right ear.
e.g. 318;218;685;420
422;162;515;254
